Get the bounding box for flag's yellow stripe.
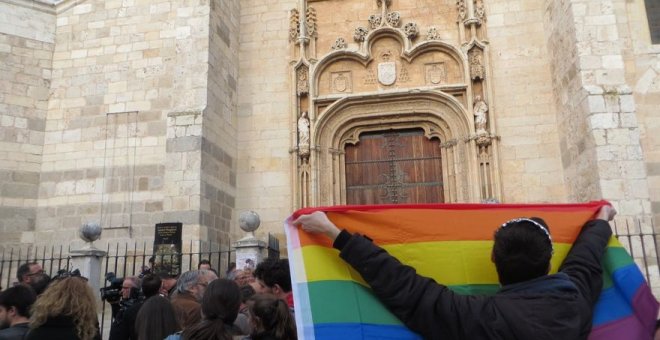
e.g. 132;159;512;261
296;241;579;285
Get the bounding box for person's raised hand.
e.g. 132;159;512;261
596;205;617;221
292;211;341;241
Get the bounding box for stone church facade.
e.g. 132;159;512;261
1;0;659;255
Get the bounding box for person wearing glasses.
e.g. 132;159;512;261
293;205;616;340
15;263;43;285
170;270;217;330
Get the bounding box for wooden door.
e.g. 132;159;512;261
344;129;444;205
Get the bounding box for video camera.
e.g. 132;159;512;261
100;272;124;304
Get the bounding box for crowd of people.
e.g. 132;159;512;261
0;258;297;340
2;204;657;339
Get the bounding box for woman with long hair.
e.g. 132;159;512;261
247;294;296;340
27;276;100;340
135;295;180;340
181;278;241;340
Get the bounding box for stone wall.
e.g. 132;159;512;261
236;0;296;249
487;0;567;203
196;0;240;251
542;0;651;217
623;0;660;223
36;0;212;246
0;1;54;244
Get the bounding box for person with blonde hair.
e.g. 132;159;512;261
27;276;100;340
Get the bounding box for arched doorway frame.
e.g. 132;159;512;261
310;90;481;206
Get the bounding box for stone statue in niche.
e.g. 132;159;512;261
332;37;347;50
298;111;310;158
354;27;368;42
469;48;486;80
473;95;488;135
289;9;300;42
297;67;309;96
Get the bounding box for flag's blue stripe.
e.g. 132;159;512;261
611;263;645;302
592;286;633;326
313;323;423;340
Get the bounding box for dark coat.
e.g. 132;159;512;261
0;322;29;340
25;316;101;340
333;219;612;340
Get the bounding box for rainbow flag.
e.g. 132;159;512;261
285;202;659;340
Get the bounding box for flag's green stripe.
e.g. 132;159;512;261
602;246;634;290
307;280;503;325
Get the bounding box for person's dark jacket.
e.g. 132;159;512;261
0;322;29;340
108;300;144;340
25;315;101;340
333;219;612;340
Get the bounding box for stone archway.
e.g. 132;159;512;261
310;91;479;206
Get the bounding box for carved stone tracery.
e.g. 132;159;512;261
354;27;369;42
292;0;499;207
427;27;441;40
403;22;419;39
469;47;486;80
369;14;382;29
289;9;300;42
331;37;347;50
306;7;318;37
386;12;401;27
297;66;309;96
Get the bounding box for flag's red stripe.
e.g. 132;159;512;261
295;202;608;247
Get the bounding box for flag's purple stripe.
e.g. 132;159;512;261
632;282;660;335
592;287;632;326
589;314;651;340
313;323;422;340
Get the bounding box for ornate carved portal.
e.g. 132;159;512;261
345;129;444;204
289;0;500;207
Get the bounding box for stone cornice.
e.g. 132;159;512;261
0;0;93;14
1;0;56;14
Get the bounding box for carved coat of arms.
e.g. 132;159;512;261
378;61;396;85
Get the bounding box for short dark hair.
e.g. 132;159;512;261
141;274;162;298
197;259;211;269
493;217;553;285
0;285;37;317
240;284;256;304
135;296;180;340
254;258;291;292
16;262;38;282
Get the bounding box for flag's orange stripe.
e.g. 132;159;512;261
296;205;604;247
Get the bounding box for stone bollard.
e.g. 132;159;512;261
233;211;267;270
70;222;107;304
